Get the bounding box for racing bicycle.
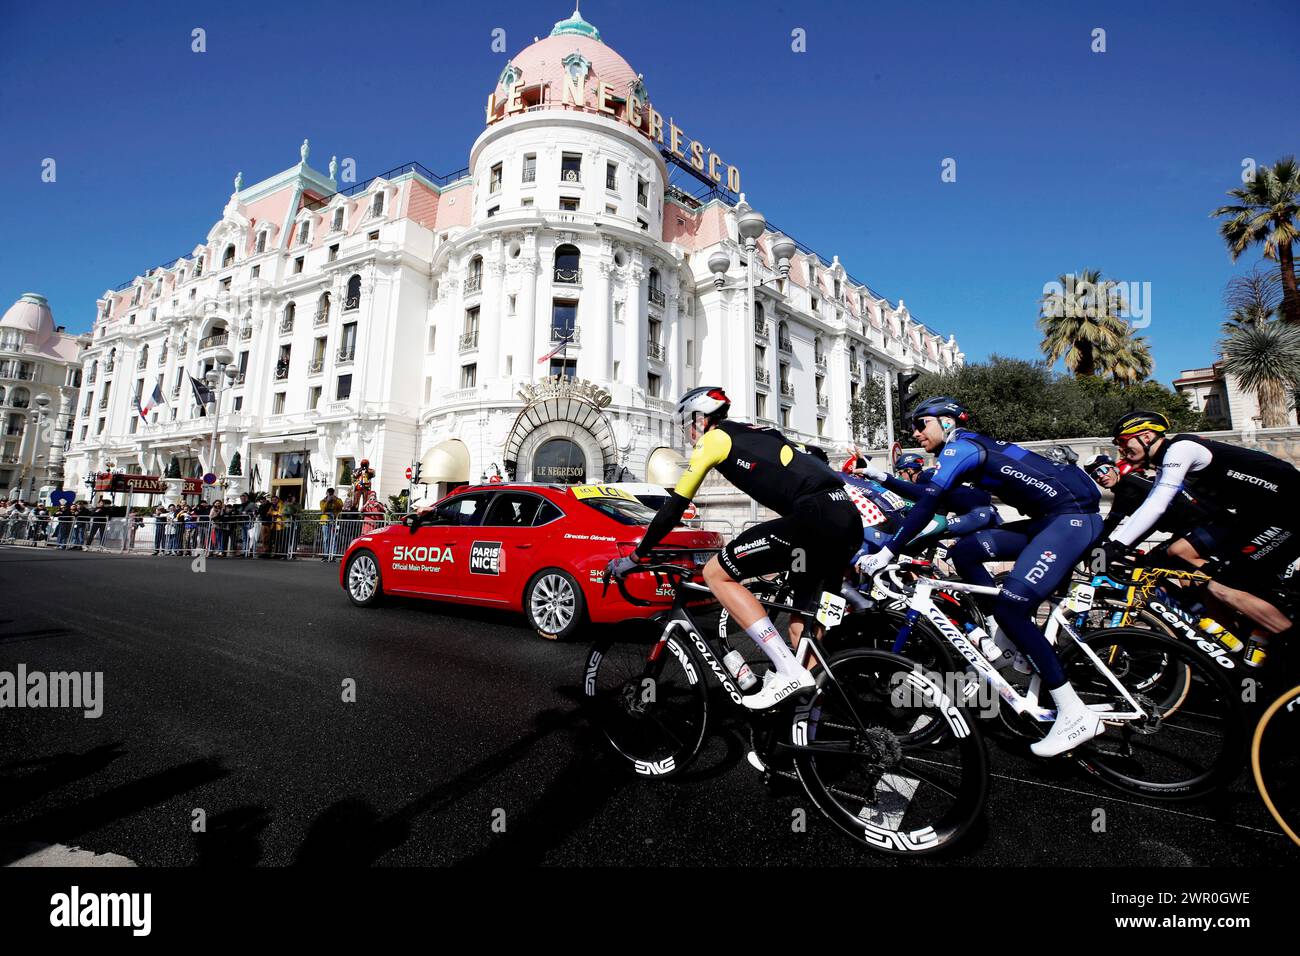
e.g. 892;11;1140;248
583;563;988;854
863;558;1247;800
1252;683;1300;848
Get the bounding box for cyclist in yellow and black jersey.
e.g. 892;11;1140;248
607;387;864;710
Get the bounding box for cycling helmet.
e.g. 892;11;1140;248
1042;444;1080;466
1113;410;1170;438
910;396;970;426
895;453;926;474
676;386;730;447
1084;453;1119;479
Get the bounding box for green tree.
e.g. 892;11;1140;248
1038;269;1133;377
849;375;889;445
914;355;1203;442
165;457;180;479
1220;319;1300;427
1099;333;1154;384
1213;156;1300;325
339;461;354;487
228;450;242;476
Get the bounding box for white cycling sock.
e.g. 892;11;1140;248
744;617;803;677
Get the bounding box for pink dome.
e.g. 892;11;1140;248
0;293;55;349
490;11;646;123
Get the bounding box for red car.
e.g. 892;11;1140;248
339;483;723;640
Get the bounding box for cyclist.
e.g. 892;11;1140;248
1085;453;1217;559
1103;410;1300;637
607;386;864;710
859;454;1002;542
857;396;1106;757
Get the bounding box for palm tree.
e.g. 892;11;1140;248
1213;156;1300;325
1221;302;1274;334
1038;269;1132;376
1220;319;1300;427
1101;333;1154;384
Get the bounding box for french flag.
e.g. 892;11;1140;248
139;379;165;420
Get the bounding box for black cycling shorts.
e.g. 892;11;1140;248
718;488;863;613
1208;517;1300;593
1182;523;1234;560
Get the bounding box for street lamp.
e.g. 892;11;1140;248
19;393;51;501
205;347;237;478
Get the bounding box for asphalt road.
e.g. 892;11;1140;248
1;545;1294;867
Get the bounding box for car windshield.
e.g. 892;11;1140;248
578;497;659;526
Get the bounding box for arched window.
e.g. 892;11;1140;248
814;336;824;364
316;292;331;323
0;387;7;405
138;344;149;369
466;257;483;294
194;258;203;277
755;301;765;332
88;359;98;383
332;207;345;231
284;303;296;325
371;191;385;217
777;320;790;351
10;387;27;408
345;274;362;311
849;346;857;366
554;244;581;285
222;244;235;268
255;232;267;254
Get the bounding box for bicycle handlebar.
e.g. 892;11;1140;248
602;562;692;607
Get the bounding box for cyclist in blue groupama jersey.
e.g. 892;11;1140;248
860;453;1003;542
857;396;1106;757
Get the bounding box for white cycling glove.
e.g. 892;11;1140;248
862;463;889;481
857;546;895;577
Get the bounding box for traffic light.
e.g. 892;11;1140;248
897;371;921;422
411;463;422;484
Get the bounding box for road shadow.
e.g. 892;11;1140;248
194;805;274;867
0;743;126;816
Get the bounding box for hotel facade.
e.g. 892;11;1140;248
62;8;962;507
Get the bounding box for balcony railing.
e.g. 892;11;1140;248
815;355;827;371
344;295;360;311
235;372;246;385
171;384;181;398
522;167;536;183
459;330;479;352
550;326;580;345
754;320;768;338
489;179;502;194
648;287;665;308
817;394;828;408
240;326;252;340
778;337;793;354
177;343;187;356
756;368;770;386
337;347;355;364
279;317;294;334
314;310;329;327
850;363;863;381
780;381;796;398
646;340;666;362
553;267;581;285
307;359;323;375
104;360;116;372
12;399;29;409
464;275;482;295
87;373;97;385
605;173;617;190
275;364;289;381
99;397;109;409
136;356;147;369
4;426;23;436
561;168;581;183
200;332;229;350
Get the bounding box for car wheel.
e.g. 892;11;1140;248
345;550;384;607
524;568;587;641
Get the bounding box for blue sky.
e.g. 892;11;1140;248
3;0;1297;383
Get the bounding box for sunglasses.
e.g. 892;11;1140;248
911;416;936;433
1090;464;1117;478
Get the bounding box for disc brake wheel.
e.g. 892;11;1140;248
582;633;707;778
793;648;987;855
1060;627;1246;800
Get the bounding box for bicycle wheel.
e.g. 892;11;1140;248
583;631;708;778
793;648;987;855
1252;684;1300;847
1059;627;1246;800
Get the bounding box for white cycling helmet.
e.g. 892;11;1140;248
675;386;730;448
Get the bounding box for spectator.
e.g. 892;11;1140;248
31;502;49;545
237;493;257;557
127;508;143;551
361;491;386;534
152;504;167;555
164;505;180;554
0;500;11;543
54;503;72;549
258;495;278;558
840;445;870;477
84;498;110;551
70;502;88;549
319;487;344;561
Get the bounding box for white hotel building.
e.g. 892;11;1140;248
62;7;962;507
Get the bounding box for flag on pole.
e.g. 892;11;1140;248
139;379;165;420
189;374;214;417
537;330;573;365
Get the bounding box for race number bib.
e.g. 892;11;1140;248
816;591;847;629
